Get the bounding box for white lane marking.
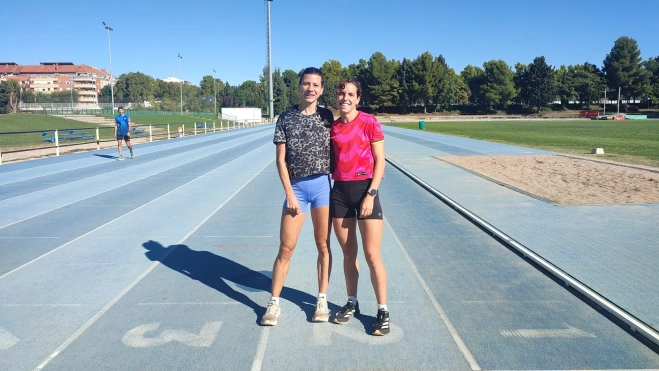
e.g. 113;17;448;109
0;327;20;350
0;237;61;239
97;236;171;239
0;147;268;282
0;129;247;186
312;322;404;345
0;133;263;230
250;327;270;371
384;216;481;371
137;302;240;306
1;304;81;307
33;151;273;370
462;300;563;304
122;321;223;348
501;324;596;339
204;236;273;238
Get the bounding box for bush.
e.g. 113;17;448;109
539;107;552;113
551;104;568;111
625;104;640;112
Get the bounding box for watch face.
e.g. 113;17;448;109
369;189;377;196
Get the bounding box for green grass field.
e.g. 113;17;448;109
386;120;659;167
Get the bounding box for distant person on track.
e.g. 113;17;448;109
261;67;335;326
114;106;134;160
330;77;390;336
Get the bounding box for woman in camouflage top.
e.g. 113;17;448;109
261;67;335;326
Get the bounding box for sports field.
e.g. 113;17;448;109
386;120;659;167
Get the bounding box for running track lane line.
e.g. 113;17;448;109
0;135;266;230
0;141;269;281
33;152;274;370
385;157;659;349
383;216;481;371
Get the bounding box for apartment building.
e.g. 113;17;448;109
0;62;113;104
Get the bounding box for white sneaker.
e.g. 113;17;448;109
130;152;135;159
312;297;330;322
261;300;281;326
117;155;124;161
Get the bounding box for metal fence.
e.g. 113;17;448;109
0;118;276;165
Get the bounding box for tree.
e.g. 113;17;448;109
114;72;155;103
480;60;516;110
570;63;604;108
282;69;300;107
271;68;288;115
645;57;659;106
460;64;485;105
320;59;346;109
603;36;650;104
238;80;264;109
554;65;574;108
525;56;556;111
0;80;21;113
397;58;416;113
436;68;469;106
364;52;399;112
199;75;215;99
513;63;529;106
410;51;441;113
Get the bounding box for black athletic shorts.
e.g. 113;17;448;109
330;179;383;220
116;134;130;141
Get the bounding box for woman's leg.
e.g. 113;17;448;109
358;219;386;305
333;217;359;297
310;206;332;294
270;210;306;297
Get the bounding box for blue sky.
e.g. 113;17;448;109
2;0;657;87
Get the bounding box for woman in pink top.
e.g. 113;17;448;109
329;77;390;336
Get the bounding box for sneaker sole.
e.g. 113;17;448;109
312;313;329;322
261;319;278;326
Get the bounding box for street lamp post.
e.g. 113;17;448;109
178;53;183;114
267;0;274;119
102;22;115;114
213;69;217;116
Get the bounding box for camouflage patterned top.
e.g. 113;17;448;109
273;105;334;179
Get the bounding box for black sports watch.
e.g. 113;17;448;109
367;188;378;197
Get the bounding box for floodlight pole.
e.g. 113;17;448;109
103;22;115;114
617;86;621;116
213;69;217;115
178;53;183;114
267;0;274;119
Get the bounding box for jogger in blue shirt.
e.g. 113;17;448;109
114;106;134;160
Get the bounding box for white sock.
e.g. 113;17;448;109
317;293;326;299
270;297;280;305
348;296;357;305
378;304;388;312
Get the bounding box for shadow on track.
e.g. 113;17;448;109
142;240;343;325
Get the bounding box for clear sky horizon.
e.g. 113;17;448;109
2;0;657;87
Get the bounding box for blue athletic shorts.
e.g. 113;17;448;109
283;174;331;213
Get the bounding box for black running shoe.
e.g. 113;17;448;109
333;300;360;324
372;308;390;336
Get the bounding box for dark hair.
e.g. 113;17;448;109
335;77;362;98
118;106;124;110
299;67;324;87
